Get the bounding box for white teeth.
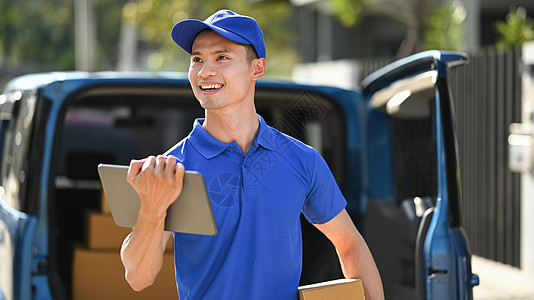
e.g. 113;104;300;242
200;84;222;90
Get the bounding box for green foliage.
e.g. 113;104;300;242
125;0;298;78
423;1;466;51
0;0;75;69
330;0;366;28
495;7;534;53
96;0;125;69
0;0;124;71
0;0;296;78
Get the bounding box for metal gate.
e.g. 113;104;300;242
449;47;522;267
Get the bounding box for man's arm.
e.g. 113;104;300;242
121;227;172;291
120;155;184;291
314;209;384;300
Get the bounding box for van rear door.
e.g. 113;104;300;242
361;51;478;299
0;89;47;300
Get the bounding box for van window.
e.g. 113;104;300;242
391;116;437;202
0;91;38;212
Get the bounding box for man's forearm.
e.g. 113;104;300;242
337;238;384;300
120;217;170;291
314;210;384;299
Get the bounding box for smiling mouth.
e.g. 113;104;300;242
200;83;224;91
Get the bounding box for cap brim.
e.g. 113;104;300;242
171;19;251;54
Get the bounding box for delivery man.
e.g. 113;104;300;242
120;9;384;300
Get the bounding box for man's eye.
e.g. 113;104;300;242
217;55;229;61
192;57;202;63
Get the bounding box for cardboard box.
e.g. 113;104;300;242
298;278;365;300
87;212;131;250
87;212;173;251
72;248;177;300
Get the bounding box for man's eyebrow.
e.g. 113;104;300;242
213;48;233;54
190;48;234;57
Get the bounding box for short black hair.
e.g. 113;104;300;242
243;44;259;63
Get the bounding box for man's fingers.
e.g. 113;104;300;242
164;156;178;177
142;156;156;172
155;155;166;174
166;155;177;167
128;156;184;193
174;163;185;182
127;159;145;183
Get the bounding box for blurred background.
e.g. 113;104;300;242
2;0;534;298
1;0;533;82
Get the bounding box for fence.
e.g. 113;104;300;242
359;46;523;267
450;47;522;267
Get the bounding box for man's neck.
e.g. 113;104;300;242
203;107;259;155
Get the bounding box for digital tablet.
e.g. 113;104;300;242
97;164;217;235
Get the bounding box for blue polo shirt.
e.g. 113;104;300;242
165;115;346;300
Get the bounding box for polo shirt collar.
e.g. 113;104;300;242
255;114;277;152
189;114;276;159
188;119;228;159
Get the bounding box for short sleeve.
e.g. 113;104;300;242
301;150;347;224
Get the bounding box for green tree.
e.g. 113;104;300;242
329;0;435;57
330;0;367;27
422;1;466;51
0;0;125;72
123;0;297;77
0;0;74;69
495;7;534;53
329;0;468;56
96;0;127;69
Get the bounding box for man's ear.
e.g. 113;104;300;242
252;58;266;81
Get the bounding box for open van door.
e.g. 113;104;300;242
361;51;479;299
0;90;47;300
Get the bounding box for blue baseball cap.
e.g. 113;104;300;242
171;9;266;59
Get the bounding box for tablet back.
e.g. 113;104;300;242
97;164;217;235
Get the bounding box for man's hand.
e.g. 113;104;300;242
127;155;185;221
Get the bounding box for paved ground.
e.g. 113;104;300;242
472;256;534;300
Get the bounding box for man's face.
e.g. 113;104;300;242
188;30;263;111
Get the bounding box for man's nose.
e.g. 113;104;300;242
198;61;217;78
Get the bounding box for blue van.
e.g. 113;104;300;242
0;51;478;299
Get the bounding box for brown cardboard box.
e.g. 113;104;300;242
87;212;131;250
298;278;365;300
87;212;173;251
72;247;177;300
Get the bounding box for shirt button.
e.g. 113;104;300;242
244;162;248;167
229;147;235;152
